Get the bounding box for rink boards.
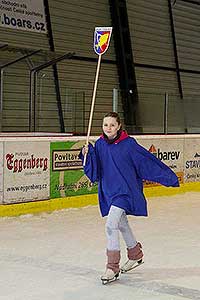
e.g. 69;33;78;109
0;133;200;217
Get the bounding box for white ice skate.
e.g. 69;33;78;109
101;268;120;285
120;258;144;273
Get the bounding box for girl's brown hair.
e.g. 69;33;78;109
103;112;121;125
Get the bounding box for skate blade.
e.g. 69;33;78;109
120;260;144;274
101;273;119;285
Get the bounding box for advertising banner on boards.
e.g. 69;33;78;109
50;140;97;199
184;137;200;182
4;141;50;203
0;142;3;204
0;0;47;33
136;137;184;187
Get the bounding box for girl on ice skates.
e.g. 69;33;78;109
80;112;179;284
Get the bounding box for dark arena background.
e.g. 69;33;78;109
0;1;200;299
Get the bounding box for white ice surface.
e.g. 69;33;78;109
0;192;200;300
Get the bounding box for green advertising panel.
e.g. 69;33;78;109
50;141;97;198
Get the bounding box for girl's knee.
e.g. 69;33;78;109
119;214;129;232
106;219;119;232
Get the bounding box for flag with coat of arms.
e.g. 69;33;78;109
83;26;112;166
93;27;112;55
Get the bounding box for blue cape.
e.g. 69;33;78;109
80;136;179;217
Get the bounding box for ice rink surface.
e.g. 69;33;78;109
0;192;200;300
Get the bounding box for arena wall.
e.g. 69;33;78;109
1;1;200;134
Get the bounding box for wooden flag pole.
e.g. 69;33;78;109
83;54;102;166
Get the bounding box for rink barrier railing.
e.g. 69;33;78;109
0;133;199;217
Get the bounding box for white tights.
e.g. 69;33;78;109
105;205;137;251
